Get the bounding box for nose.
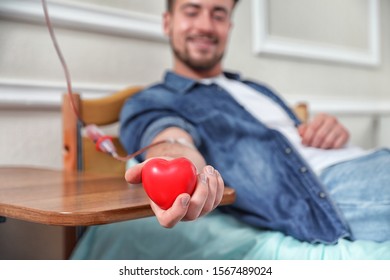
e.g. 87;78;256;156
194;11;214;32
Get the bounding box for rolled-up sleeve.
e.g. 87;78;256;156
119;89;201;161
141;116;201;151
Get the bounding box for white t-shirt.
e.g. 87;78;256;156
201;75;369;174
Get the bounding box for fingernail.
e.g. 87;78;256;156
181;196;190;208
206;166;214;175
200;173;208;184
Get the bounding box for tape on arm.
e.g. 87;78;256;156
164;137;197;150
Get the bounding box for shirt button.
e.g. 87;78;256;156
319;192;326;198
285;147;292;154
300;166;308;173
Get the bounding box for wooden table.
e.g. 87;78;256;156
0;167;236;227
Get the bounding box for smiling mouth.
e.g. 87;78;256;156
187;35;218;47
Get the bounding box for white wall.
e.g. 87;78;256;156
228;0;390;99
0;0;389;259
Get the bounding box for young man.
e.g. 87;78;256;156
120;0;390;243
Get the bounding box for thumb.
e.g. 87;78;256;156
124;161;146;183
297;123;307;137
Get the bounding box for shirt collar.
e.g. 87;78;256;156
163;71;242;94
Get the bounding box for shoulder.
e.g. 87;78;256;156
127;82;177;105
137;82;173;97
120;82;180;120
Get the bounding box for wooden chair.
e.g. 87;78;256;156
63;86;143;176
62;86;142;258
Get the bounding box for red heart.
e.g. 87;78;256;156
142;157;197;210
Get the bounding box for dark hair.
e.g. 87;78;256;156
167;0;240;12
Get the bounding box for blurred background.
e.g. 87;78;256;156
0;0;389;259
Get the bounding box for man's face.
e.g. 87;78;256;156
164;0;234;73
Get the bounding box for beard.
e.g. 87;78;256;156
170;36;225;72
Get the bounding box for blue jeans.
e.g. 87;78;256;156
319;148;390;242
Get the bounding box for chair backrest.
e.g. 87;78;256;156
62;86;143;175
293;102;309;123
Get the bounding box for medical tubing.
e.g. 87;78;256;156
41;0;84;126
41;0;180;162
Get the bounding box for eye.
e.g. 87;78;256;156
212;11;228;22
183;7;199;18
213;15;226;21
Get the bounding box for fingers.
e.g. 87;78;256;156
333;132;349;148
299;114;326;147
153;164;225;227
317;125;348;149
201;166;224;215
297;123;308;138
299;113;349;149
183;165;224;220
132;159;225;228
182;173;208;221
214;170;225;208
151;193;190;228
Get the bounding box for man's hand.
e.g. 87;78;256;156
125;159;224;228
297;113;350;149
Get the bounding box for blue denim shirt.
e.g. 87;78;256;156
120;71;351;244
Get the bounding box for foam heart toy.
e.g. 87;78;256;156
142;157;197;210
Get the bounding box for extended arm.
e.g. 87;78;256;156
125;127;224;228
